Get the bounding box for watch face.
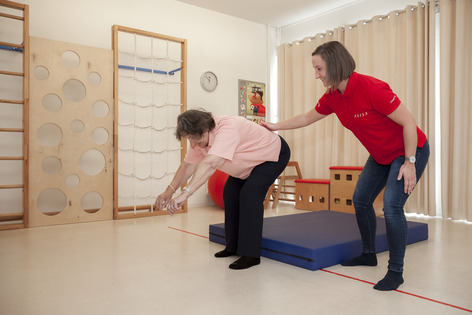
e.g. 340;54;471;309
409;156;416;163
200;71;218;92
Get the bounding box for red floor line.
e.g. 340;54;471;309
168;226;209;239
320;269;472;313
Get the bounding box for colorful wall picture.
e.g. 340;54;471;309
238;79;266;124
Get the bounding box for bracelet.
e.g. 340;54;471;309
167;184;176;193
183;187;193;195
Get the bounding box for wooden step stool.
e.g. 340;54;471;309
264;161;302;209
294;179;330;211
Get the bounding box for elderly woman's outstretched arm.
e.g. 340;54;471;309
162;154;225;215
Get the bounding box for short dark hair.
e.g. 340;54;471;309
312;41;356;89
175;109;215;141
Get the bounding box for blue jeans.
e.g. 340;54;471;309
352;140;430;272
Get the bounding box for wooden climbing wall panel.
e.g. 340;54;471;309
29;36;113;227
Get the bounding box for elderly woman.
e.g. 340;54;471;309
155;109;290;270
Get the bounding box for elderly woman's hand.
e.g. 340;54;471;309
155;190;174;211
166;192;189;215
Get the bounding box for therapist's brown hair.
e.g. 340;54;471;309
312;41;356;92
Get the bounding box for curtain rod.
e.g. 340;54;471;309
288;1;435;47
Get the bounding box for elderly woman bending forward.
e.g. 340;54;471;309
155;109;291;270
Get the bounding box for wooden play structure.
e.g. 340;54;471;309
292;166;384;216
329;166;363;213
329;166;384;216
294;179;330;211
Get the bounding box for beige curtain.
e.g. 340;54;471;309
277;28;357;180
440;0;472;221
277;2;437;215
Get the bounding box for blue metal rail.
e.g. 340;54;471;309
0;45;23;52
118;65;181;75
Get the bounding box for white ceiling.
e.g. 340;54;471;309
176;0;362;28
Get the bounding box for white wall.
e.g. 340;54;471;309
23;0;269;115
280;0;421;44
2;0;269;208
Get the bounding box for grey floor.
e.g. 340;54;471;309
1;204;471;315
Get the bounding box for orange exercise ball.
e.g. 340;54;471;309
208;169;229;209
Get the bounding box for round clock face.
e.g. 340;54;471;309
200;71;218;92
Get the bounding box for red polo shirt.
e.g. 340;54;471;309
315;72;427;165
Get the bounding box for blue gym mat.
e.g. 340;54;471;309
209;210;428;271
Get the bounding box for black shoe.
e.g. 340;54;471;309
229;256;260;270
214;249;237;258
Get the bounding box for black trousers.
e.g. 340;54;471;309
222;136;290;258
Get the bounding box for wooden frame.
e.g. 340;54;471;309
112;25;187;219
0;0;29;230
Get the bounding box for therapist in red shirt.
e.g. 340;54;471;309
155;109;290;270
262;41;429;291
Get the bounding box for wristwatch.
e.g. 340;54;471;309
406;156;416;164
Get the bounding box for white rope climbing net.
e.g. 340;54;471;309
117;32;183;213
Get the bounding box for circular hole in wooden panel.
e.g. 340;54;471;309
92;100;109;117
61;50;80;69
88;72;101;85
37;123;63;147
81;191;103;214
63;79;86;102
42;156;62;175
66;174;80;187
70;119;84;133
34;66;49;80
37;188;67;215
80;149;105;175
42;93;62;112
92;127;108;145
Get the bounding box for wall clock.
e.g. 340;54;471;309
200;71;218;92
